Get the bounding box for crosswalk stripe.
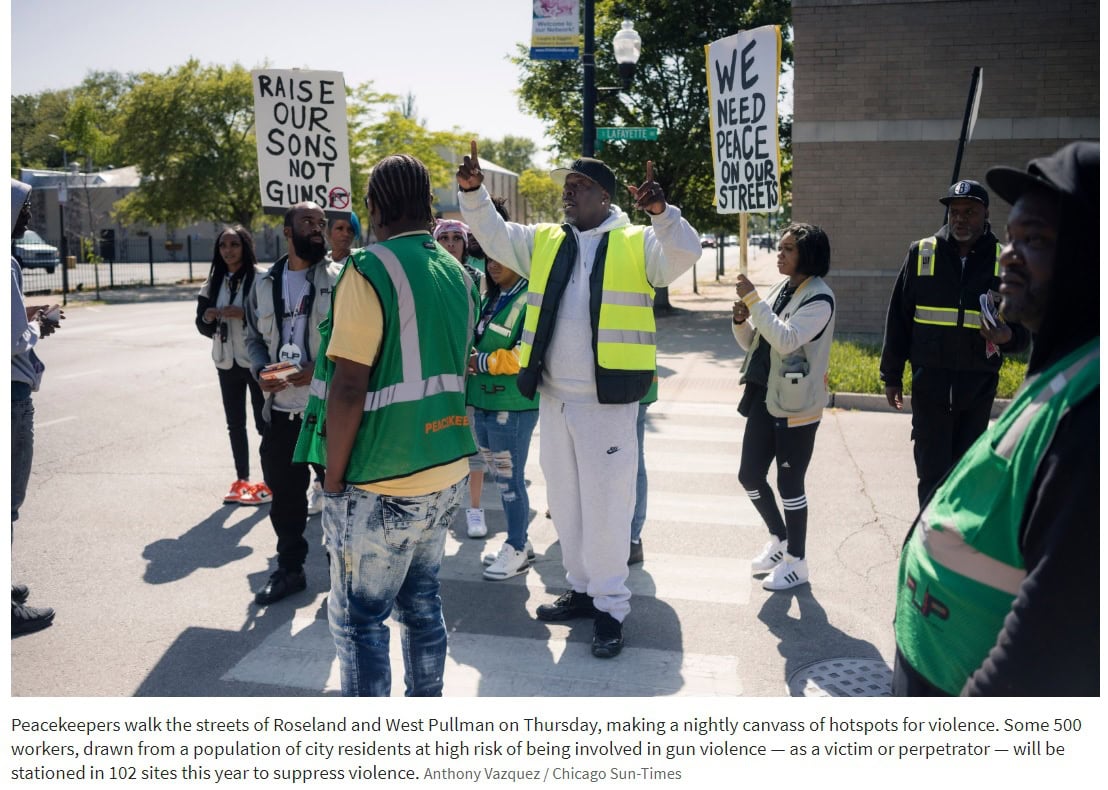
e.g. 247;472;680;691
223;615;741;696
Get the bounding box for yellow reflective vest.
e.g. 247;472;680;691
518;223;655;404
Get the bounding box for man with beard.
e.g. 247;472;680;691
245;201;341;605
893;141;1099;696
457;144;700;658
879;180;1028;505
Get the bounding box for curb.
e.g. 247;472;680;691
829;392;1013;418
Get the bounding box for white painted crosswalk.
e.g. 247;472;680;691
223;402;762;696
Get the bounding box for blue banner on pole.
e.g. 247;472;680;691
530;0;580;62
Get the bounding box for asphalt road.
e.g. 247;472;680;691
10;245;920;697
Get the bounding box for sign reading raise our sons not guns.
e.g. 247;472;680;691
706;27;782;213
252;69;352;215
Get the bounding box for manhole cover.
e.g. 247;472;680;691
787;658;893;697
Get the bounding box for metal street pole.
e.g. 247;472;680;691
582;0;596;157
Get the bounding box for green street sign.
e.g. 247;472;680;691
596;126;659;141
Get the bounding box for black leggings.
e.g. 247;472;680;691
737;390;819;559
217;363;265;481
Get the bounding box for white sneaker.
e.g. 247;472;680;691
465;508;488;538
751;537;788;572
482;543;531;580
762;555;809;591
306;481;324;515
483;540;535;566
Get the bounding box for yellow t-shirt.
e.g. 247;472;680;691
328;238;469;497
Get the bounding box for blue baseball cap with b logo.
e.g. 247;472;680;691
940;179;989;208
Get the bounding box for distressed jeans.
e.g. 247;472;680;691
323;480;464;697
471;408;539;551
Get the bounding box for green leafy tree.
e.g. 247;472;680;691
113;60;260;227
10;90;73;174
346;81;398;206
518;168;563;222
514;0;793;231
358;111;470;195
477;135;538;175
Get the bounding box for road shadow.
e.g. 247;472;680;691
142;505;268;584
756;588;889;696
135;513;334;697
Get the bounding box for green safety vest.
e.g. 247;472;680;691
466;283;538;412
293;238;478;483
519;223;656;403
913;236;1002;330
894;339;1100;694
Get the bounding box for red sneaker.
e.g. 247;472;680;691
224;480;252;504
248;482;273;506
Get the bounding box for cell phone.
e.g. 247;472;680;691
43;306;62;324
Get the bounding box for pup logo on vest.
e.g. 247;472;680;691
904;574;949;620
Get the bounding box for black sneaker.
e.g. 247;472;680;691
12;602;54;636
254;568;307;606
12;584;29;604
627;540;644;566
536;590;597;622
591;612;624;658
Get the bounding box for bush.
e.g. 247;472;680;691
828;340;1028;399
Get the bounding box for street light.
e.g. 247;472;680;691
612;20;642;89
582;3;642;157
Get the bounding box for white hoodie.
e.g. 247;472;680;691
460;186;701;403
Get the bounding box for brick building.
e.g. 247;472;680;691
791;0;1099;334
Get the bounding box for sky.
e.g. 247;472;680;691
8;0;560;166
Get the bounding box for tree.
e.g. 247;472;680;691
10;90;73;175
477;135;538;175
518;168;563;222
113;60;260;227
354;109;467;197
514;0;793;232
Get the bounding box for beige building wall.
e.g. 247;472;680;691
791;0;1099;334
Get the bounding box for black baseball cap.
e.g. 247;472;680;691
939;179;990;208
985;141;1099;211
550;158;616;199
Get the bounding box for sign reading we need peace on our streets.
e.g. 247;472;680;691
705;27;782;214
252;69;352;216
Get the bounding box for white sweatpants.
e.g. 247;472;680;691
539;394;638;621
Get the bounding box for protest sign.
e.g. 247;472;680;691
252;69;352;216
705;27;782;214
530;0;580;60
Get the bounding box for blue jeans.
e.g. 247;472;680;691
323;480;463;697
630;401;649;543
11;394;34;524
471;408;539;551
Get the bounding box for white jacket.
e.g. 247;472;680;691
733;276;835;425
460;186;701;403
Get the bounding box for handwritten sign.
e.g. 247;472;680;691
706;27;782;214
252;69;352;216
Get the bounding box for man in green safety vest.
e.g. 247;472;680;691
880;180;1029;506
893;141;1099;696
457;142;700;659
295;154;479;696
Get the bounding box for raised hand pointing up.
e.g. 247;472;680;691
456;140;484;191
625;160;666;216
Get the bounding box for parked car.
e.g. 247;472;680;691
699;233;718;248
12;230;60;274
722;235;739;246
